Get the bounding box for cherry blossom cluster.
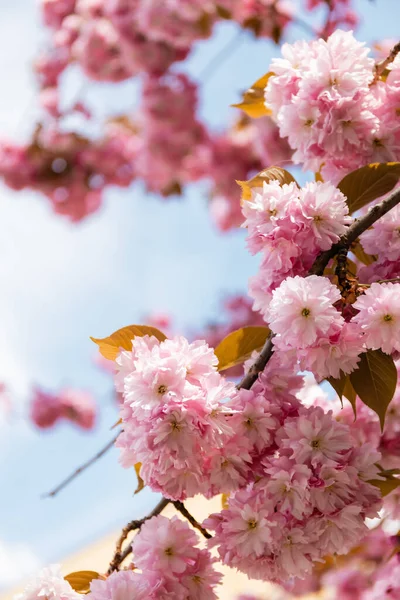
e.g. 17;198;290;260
115;333;382;582
265;30;400;182
38;0;295;96
133;74;208;197
278;524;399;598
0;123;136;221
243;179;349;307
358;204;400;285
89;516;222;599
205;379;381;582
30;387;96;430
115;334;239;500
15;565;81;600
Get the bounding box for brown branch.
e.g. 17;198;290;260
237;336;275;390
108;497;170;574
373;40;400;84
172;501;212;539
238;187;400;393
309;186;400;276
43;433;120;498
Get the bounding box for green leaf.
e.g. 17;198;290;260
134;462;145;495
350;350;397;429
91;325;167;361
231;72;274;118
215;326;271;372
338;162;400;214
65;572;100;594
237;167;297;203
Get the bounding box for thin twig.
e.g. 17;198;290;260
107;497;170;574
309;187;400;276
43;433;120;498
173;501;212;539
373;40;400;84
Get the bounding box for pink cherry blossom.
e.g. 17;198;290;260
268;275;343;349
353;282;400;354
15;565;81;600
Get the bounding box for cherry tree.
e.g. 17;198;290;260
7;1;400;599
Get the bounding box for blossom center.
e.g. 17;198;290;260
247;519;257;530
164;547;174;556
157;384;168;395
383;314;394;323
311;439;320;449
301;308;311;317
304;119;314;127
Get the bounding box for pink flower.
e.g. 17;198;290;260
263;458;311;519
30;389;63;428
179;549;222;600
296;181;351;250
227;389;278;452
88;570;149;600
279;406;352;467
132;515;197;574
312;505;367;555
268;275;343;349
361;205;400;261
299;322;363;380
15;565;80;600
352;282;400;353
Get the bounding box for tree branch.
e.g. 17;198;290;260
238;186;400;393
107;497;170;574
43;433;120;498
172;501;212;539
309;187;400;276
237;336;274;390
373;40;400;84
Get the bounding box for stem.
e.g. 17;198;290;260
43;433;120;498
372;40;400;84
237;336;274;390
173;501;212;539
107;497;170;574
309;187;400;276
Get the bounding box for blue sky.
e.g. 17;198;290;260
0;0;399;590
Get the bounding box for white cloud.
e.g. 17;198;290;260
0;539;41;590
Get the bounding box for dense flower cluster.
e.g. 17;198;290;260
115;333;382;581
31;387;96;430
265;30;400;182
116;334;239;500
87;516;222;599
133;74;208;196
38;0;297;93
243;178;349;305
0;123;136;221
